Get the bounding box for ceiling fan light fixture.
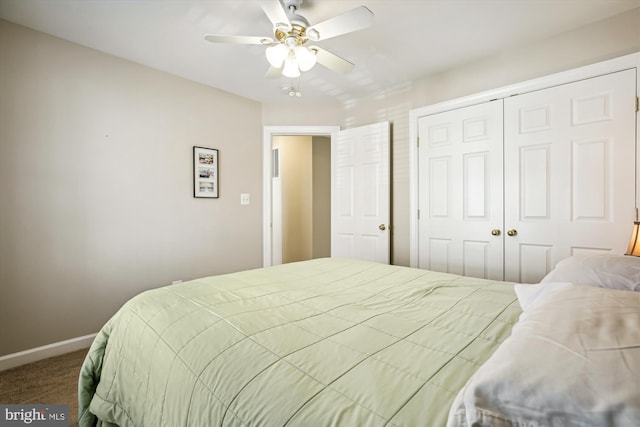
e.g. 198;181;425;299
266;44;288;68
282;52;301;78
295;45;317;71
205;0;375;90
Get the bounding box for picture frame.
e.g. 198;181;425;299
193;146;219;198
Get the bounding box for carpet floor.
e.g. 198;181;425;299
0;349;88;427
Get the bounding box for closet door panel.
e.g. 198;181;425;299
504;69;636;283
418;100;504;279
520;144;551;219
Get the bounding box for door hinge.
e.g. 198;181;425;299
636;96;639;112
417;209;420;220
417;136;420;148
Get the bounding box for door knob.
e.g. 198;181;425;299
379;224;386;231
507;229;518;236
491;229;501;236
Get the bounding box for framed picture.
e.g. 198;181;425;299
193;146;219;198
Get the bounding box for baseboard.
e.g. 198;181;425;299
0;333;97;372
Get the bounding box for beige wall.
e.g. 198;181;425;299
312;136;331;258
0;20;263;356
276;135;313;263
262;8;640;267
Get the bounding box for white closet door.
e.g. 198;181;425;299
504;69;637;283
418;100;504;279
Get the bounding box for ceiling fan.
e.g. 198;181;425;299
204;0;374;79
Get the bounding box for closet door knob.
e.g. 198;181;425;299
507;229;518;237
379;224;386;231
491;229;501;236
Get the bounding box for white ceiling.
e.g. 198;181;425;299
1;0;639;104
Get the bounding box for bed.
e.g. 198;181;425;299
78;256;640;427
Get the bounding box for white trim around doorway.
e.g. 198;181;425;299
263;125;340;267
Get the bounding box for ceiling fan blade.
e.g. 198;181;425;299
204;34;274;45
311;47;354;74
307;6;374;41
265;66;283;79
259;0;291;29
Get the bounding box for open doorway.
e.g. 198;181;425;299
272;135;331;264
262;126;339;267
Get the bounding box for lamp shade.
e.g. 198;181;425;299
295;46;317;72
282;51;301;78
625;221;640;256
266;44;288;68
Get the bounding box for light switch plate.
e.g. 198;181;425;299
240;193;250;205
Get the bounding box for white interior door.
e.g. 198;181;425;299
331;122;390;263
417;100;504;279
504;69;637;283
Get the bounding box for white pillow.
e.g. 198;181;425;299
447;283;640;427
514;281;571;311
541;254;640;291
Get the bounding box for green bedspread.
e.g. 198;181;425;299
78;258;521;427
